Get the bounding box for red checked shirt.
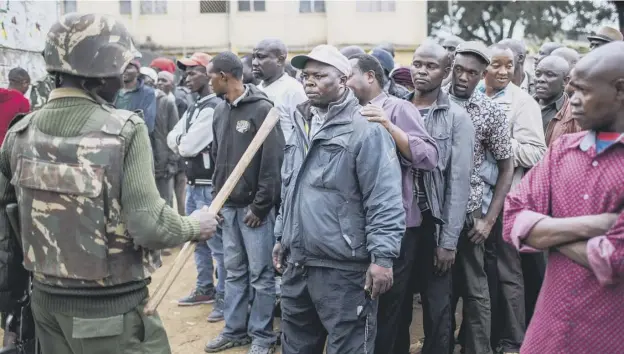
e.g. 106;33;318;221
503;131;624;354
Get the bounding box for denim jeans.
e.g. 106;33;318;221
185;184;226;296
221;206;276;347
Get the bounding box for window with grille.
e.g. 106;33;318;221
119;0;132;14
299;0;325;13
238;0;265;12
356;0;396;12
63;0;77;14
200;0;229;13
141;0;167;14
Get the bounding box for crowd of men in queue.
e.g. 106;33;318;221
1;19;623;354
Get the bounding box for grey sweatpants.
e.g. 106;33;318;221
280;264;377;354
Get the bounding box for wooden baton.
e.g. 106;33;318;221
144;107;280;315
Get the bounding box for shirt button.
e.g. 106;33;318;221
583;194;589;200
592;161;599;167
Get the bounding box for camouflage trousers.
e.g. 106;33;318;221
31;301;171;354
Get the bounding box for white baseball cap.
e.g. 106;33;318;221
291;45;351;76
140;66;158;83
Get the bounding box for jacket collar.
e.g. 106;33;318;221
197;93;217;104
298;88;358;124
403;88;450;111
229;85;249;107
47;88;96;103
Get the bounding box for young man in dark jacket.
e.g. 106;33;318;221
205;52;284;354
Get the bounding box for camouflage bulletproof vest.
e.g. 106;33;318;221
9;107;161;288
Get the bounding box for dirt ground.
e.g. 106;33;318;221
153;251;439;354
0;250;462;354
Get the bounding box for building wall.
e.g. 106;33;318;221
0;0;60;87
73;0;427;57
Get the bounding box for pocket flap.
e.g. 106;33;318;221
13;157;104;198
72;315;124;339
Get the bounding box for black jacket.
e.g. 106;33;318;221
212;85;284;219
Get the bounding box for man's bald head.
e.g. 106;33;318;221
340;45;366;58
255;38;288;57
568;41;624;131
442;35;464;50
499;39;526;55
539;42;563;56
534;56;570;101
415;40;451;67
574;41;624;79
412;41;452;93
535;42;564;69
538;56;570;76
550;47;580;68
252;38;288;81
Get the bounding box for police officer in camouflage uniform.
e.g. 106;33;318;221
0;13;219;354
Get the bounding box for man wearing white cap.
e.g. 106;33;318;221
272;45;405;354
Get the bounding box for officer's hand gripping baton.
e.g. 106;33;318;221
144;108;280;315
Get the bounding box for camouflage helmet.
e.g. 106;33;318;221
44;13;141;78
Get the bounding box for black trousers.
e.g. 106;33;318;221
280;265;376;354
380;212;453;354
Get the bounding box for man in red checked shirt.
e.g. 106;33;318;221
503;41;624;354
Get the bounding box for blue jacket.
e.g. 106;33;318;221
115;79;156;133
275;90;405;271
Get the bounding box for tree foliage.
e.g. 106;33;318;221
428;1;616;45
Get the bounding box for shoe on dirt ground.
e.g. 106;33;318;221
207;293;225;323
247;343;276;354
204;334;251;353
177;287;215;306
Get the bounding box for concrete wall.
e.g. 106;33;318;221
74;0;427;54
0;0;60;87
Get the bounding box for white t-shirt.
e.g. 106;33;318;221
258;73;307;143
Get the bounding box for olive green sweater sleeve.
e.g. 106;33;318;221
121;121;201;249
0;96;199;251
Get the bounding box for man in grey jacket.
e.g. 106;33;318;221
272;45;405;354
398;41;475;354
